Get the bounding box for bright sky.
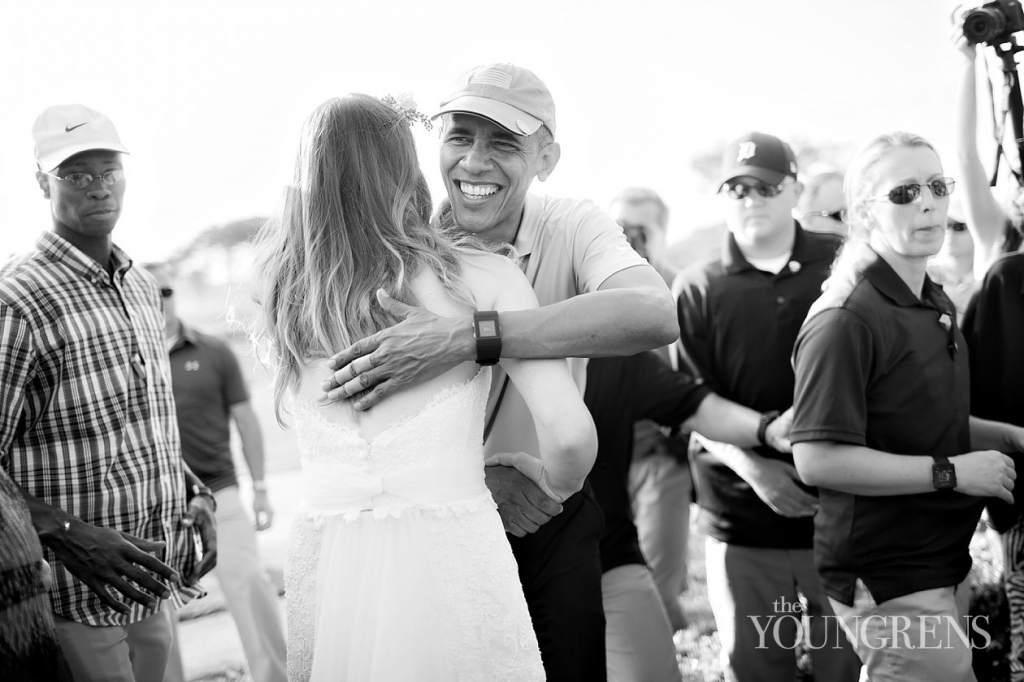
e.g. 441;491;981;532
1;0;998;261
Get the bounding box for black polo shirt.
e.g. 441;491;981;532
675;222;841;548
584;352;710;573
792;248;981;606
963;252;1024;531
168;325;249;492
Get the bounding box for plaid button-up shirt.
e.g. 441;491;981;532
0;232;202;626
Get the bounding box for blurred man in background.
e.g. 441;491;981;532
609;188;693;633
796;168;846;236
146;264;287;682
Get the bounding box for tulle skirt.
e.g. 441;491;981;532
285;494;545;682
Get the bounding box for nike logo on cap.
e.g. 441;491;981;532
65;123;87;132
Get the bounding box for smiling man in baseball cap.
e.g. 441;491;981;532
321;64;678;681
1;105;217;681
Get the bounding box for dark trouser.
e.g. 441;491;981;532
509;486;607;682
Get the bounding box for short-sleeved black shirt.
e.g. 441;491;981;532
963;252;1024;531
168;325;250;492
674;223;841;548
792;248;981;606
584;352;710;573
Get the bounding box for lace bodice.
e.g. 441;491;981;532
290;368;492;521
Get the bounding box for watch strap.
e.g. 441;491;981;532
474;311;501;366
757;410;781;447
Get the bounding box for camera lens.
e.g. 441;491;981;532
963;7;1006;44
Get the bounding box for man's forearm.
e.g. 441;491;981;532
970;415;1022;452
683;393;762;449
15;481;76;544
498;286;676;359
232;403;267;482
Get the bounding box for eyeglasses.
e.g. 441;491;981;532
44;169;125;190
720;180;787;200
868;177;955;205
802;209;845;222
946;220;968;232
160;287;174;299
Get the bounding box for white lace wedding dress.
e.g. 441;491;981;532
285;367;545;681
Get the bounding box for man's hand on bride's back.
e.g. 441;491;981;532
484;464;563;537
322;289;475;410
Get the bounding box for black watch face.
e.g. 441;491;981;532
478;320;498;338
934;464;956;488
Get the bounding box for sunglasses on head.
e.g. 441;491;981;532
720;180;787;200
160;287;174;299
868;177;955;205
946;220;968;233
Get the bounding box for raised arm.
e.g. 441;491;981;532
952;26;1010;277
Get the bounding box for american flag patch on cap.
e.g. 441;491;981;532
470;69;514;89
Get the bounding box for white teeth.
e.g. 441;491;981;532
460;182;499;197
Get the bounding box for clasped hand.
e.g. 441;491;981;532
483;454;564;537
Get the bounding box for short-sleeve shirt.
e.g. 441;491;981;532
791;247;980;606
0;232;201;626
963;252;1024;531
168;325;250;492
674;223;841;548
483;194;649;458
584;352;710;572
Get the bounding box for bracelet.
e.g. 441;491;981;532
189;484;218;512
252;480;268;492
757;411;781;447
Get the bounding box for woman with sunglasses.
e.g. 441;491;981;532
790;131;1024;681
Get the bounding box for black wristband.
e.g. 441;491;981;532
757;411;781;447
473;311;502;366
188;483;218;512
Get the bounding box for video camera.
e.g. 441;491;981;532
962;0;1024;47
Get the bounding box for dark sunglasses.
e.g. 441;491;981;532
160;287;174;299
868;177;956;205
720;180;787;200
946;220;968;232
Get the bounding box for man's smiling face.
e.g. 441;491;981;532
439;113;558;244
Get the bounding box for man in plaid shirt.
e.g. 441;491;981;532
0;104;217;682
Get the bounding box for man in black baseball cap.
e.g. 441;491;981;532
672;133;861;681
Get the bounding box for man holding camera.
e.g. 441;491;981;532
674;132;859;681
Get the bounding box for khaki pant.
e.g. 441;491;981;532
54;601;175;682
602;563;681;682
705;538;861;682
628;451;691;631
829;577;977;682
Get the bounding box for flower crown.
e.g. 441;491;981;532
379;93;433;131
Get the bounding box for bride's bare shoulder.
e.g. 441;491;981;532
457;250;537;311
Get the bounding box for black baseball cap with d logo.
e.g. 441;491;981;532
718;132;798;191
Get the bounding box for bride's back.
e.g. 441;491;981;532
291;265;481;443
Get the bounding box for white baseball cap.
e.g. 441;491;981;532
33;104;129;171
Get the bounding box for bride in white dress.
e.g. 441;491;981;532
252;94;597;681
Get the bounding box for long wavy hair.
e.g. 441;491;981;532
809;131;940;319
252;94;476;421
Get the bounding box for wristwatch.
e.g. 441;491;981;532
932;455;957;490
757;411;781;447
188;483;218;512
473;311;501;366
